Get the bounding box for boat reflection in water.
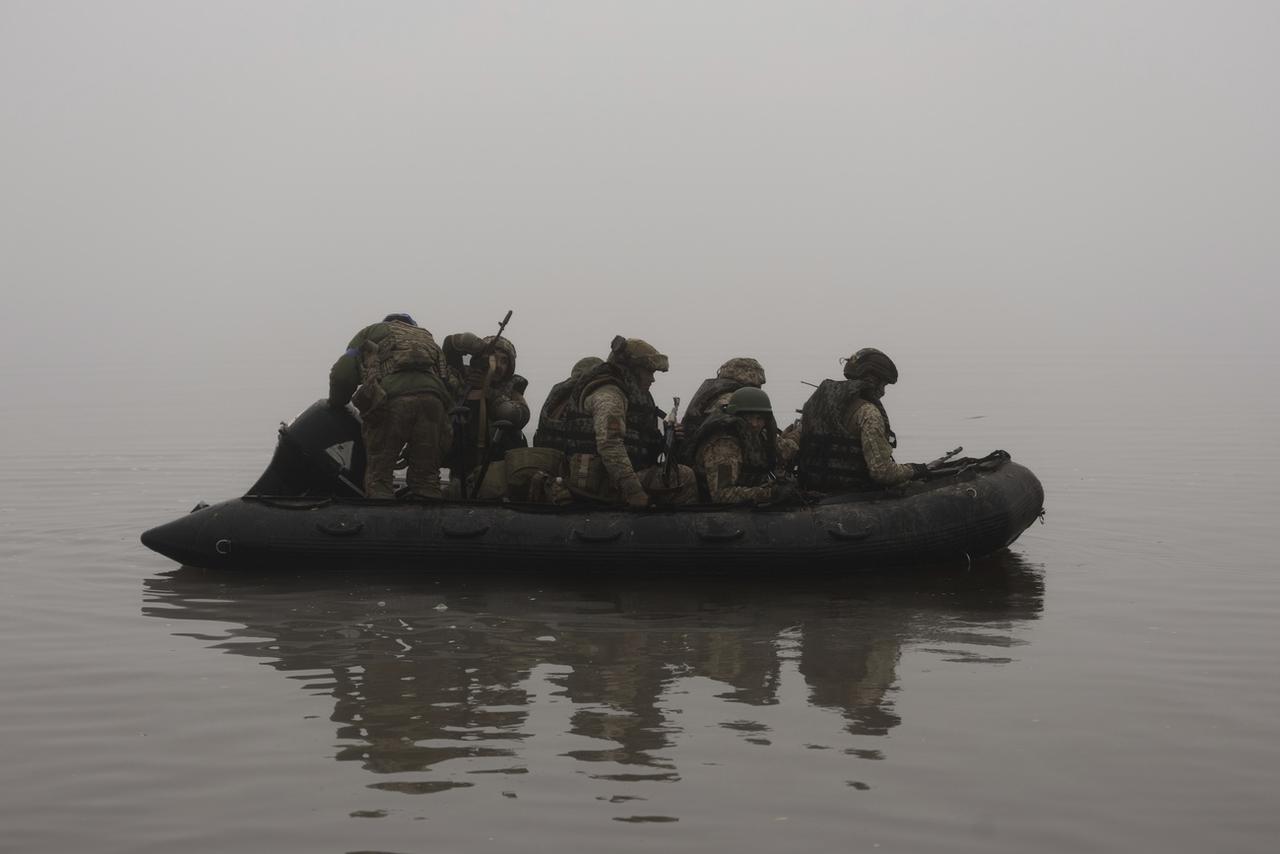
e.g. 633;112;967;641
142;555;1042;799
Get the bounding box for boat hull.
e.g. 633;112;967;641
141;461;1044;573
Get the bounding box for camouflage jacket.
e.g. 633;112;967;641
328;321;451;411
691;412;776;503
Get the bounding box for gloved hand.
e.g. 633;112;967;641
620;477;650;508
910;463;931;480
452;332;485;356
465;357;494;386
770;481;804;504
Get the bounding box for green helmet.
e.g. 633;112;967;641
725;386;773;415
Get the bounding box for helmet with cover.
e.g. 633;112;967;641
608;336;669;373
716;357;766;387
480;335;517;382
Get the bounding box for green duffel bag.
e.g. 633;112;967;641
474;462;509;501
503;447;567;502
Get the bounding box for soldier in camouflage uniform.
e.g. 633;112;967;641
795;348;930;493
541;337;697;507
328;313;453;499
690;387;801;505
680;357;800;471
533;356;603;448
680;357;767;439
441;332;530;486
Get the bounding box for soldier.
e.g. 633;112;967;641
680;356;800;471
327;313;453;499
441;332;530;487
795;348;930;493
680;357;767;440
543;336;698;507
532;356;603;448
690;387;801;505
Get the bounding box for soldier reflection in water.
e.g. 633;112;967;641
142;560;1042;785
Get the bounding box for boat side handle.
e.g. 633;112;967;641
442;524;491;539
316;519;364;537
696;528;744;542
573;528;624;543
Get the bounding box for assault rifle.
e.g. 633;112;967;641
662;396;680;485
450;309;513;499
450;310;513;424
926;446;963;469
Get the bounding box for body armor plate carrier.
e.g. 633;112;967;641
534;362;665;469
690;411;776;495
796;379;894;492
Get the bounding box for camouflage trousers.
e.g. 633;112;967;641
361;392;452;499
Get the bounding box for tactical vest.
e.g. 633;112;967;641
690;412;775;491
363;322;444;382
680;377;748;438
796;379;894;492
538;362;664;469
532;377;593;452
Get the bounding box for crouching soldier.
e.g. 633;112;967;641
795;347;930;493
690;387;801;504
544;336;698;507
328;313;453;499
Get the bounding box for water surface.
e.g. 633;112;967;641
2;351;1278;853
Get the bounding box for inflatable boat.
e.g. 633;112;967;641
140;401;1045;573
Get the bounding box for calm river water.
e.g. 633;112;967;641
2;350;1277;853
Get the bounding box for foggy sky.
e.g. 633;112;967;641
2;1;1278;415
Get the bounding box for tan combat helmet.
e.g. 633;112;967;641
481;335;518;382
716;357;766;387
608;336;670;372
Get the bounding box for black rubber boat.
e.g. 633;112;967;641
141;401;1045;572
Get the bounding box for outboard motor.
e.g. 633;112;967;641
246;400;366;497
